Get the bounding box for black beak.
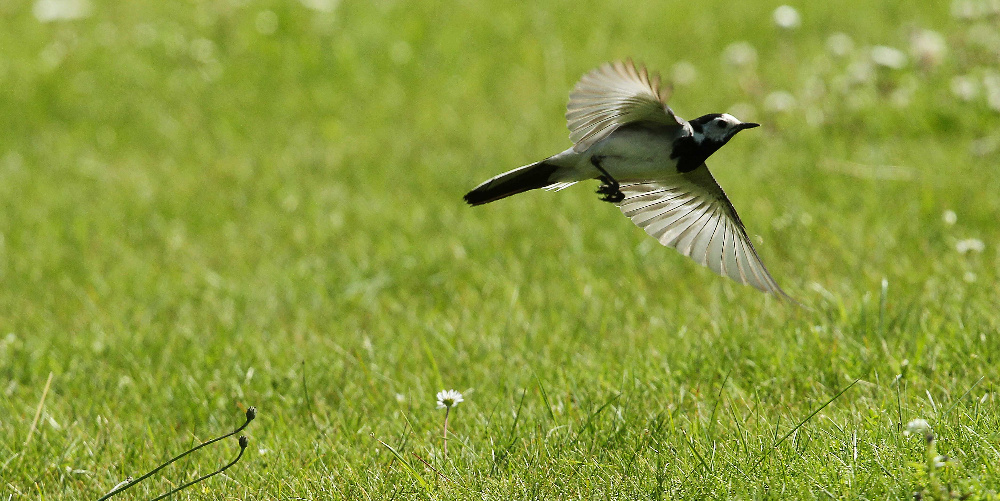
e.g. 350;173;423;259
737;122;760;131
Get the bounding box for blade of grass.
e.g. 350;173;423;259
532;369;555;421
751;379;859;472
420;336;444;392
301;361;321;433
942;375;985;416
376;437;431;494
682;430;712;475
706;368;732;442
568;392;622;449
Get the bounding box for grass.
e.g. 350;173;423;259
2;0;999;498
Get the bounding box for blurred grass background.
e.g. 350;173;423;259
1;0;999;498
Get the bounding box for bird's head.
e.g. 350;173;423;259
689;113;759;145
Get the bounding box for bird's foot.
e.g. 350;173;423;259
591;156;624;203
596;178;625;203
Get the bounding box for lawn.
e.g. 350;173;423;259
2;0;999;498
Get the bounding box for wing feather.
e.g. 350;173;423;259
703;216;726;274
566;59;685;152
617;164;792;299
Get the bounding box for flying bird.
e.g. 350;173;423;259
464;60;791;299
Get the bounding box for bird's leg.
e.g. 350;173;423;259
591;156;625;203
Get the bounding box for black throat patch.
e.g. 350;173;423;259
670;136;725;173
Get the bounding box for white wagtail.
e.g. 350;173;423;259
465;59;791;299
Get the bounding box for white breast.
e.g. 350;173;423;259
579;126;684;181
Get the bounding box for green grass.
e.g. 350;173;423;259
2;0;1000;498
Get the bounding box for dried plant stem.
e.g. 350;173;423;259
24;372;54;447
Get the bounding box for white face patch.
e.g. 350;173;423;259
703;114;744;142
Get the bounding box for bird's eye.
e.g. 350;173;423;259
716;119;728;128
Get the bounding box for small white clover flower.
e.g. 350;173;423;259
672;61;698;86
985;72;1000;111
300;0;338;13
773;5;801;30
956;238;985;254
871;45;908;69
951;0;998;20
910;29;947;69
905;418;931;436
722;41;758;70
727;103;757;122
942;210;957;225
847;60;875;84
827;33;854;57
436;389;464;409
764;90;797;113
951;75;979;101
33;0;92;22
255;10;278;35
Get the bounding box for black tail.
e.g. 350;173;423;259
464;162;561;206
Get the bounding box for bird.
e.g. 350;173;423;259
463;59;792;299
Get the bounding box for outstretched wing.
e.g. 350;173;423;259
567;59;685;152
617;164;792;299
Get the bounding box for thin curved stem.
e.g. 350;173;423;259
97;407;255;501
149;436;249;501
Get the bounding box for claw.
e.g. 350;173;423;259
591;158;624;204
596;179;624;203
599;191;625;203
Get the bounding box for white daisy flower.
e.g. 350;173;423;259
436;389;464;409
